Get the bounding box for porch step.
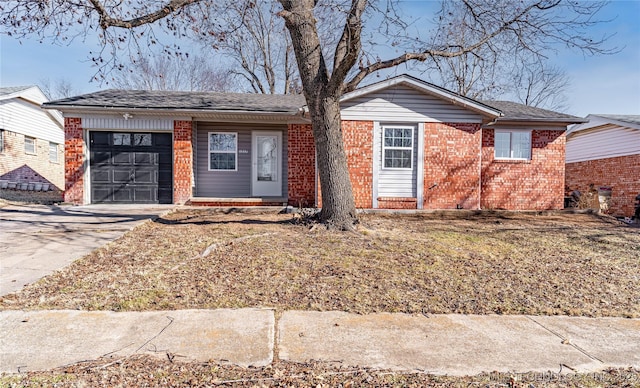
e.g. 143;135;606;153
186;197;288;207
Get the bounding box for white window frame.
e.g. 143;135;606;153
382;125;414;170
49;142;59;163
24;136;36;155
208;132;238;171
494;129;532;160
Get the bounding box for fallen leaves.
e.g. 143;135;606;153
1;210;638;318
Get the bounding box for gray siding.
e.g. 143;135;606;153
195;122;287;197
375;124;418;197
341;84;483;123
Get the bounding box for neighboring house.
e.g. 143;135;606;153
0;86;65;194
42;74;584;210
565;114;640;217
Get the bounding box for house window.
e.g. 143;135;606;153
383;126;413;169
209;132;237;171
49;142;59;163
495;130;531;160
24;136;36;154
0;130;4;153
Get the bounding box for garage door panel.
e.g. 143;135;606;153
112;170;133;183
113;188;133;202
134;170;153;183
90;131;173;204
134;152;153;165
92;170;111;183
113;152;133;165
134;187;154;202
92;152;111;165
92;188;112;202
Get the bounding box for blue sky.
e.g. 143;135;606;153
1;0;639;117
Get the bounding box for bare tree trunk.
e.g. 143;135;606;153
279;0;358;229
309;94;358;229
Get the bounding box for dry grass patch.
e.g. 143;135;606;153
1;210;639;317
1;355;638;387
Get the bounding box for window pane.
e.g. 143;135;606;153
49;142;58;163
113;133;131;146
25;137;35;154
494;132;511;158
210;133;236;151
0;130;4;152
210;153;236;170
512;132;531;159
384;149;412;169
133;133;152;146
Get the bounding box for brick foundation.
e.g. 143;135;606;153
378;197;418;209
566;154;640;217
64;117;85;204
423;123;482;210
287;124;316;207
173;120;193;204
481;129;565;210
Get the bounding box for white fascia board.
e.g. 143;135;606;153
567;114;640;137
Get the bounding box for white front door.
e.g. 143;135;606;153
252;131;282;196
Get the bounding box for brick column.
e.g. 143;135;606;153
287;124;316;207
64;117;84;204
173;120;193;204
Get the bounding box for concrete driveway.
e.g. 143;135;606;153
0;204;173;296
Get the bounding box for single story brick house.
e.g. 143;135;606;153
42;75;585;210
565;114;640;217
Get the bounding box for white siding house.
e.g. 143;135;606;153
0;86;65;192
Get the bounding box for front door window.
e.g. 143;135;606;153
256;136;277;182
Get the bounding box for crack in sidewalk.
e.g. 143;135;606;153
526;316;603;363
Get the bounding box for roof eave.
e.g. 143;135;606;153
41;104;303;116
488;117;588;126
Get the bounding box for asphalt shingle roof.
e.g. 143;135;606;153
481;100;583;122
43;87;583;123
44;89;307;114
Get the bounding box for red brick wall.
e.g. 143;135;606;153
481;129;565;210
423;123;482;209
173;120;193;204
287;124;316;207
342;120;374;208
566;154;640;217
64;117;84;204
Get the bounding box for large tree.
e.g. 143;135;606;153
0;0;612;229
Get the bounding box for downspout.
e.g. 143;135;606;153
478;126;482;210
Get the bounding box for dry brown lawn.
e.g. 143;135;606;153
1;355;637;387
1;209;638;317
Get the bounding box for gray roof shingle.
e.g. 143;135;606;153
43;86;584;124
44;89;307;114
482;100;584;122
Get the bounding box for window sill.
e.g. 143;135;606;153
493;158;531;164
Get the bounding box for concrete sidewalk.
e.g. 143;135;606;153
1;309;638;376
